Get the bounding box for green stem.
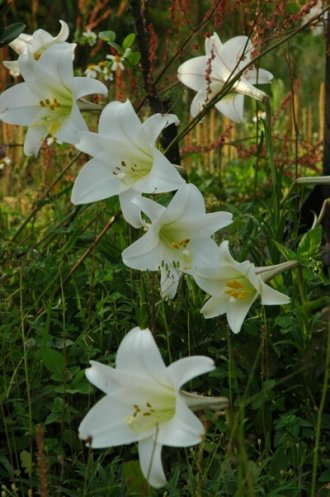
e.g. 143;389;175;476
19;270;33;453
263;97;281;239
294;265;309;344
311;320;330;497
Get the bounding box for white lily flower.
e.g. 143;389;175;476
0;45;107;157
3;20;74;77
193;241;290;334
122;183;233;298
177;33;273;122
79;326;216;488
71;99;185;228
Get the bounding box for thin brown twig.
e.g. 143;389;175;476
54;213;119;295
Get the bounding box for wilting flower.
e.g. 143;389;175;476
3;20;73;77
177;33;273;122
79;326;217;488
122;183;233;298
193;241;291;333
71;99;185;228
0;45;107;157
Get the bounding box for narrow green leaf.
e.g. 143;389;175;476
0;22;26;46
122;32;135;50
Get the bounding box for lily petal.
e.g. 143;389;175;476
160;266;181;299
218;35;253;71
140;113;179;144
190;89;211;117
116;327;170;385
226;297;256;333
119;190;143;228
73;76;107;100
200;295;229;319
75;131;110;157
167;356;215;389
71;155;122;204
158;396;204;446
132;148;184;194
138;439;166;488
247;67;273;85
79;395;144;447
177;56;208;92
98;100;148;149
122;229;162;271
260;280;291;305
163;183;206;222
132;195;165;222
24;124;48;156
56;100;88;144
215;93;245;122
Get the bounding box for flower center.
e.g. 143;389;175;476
38;96;72;136
125;398;176;433
225;278;254;301
113;159;152;185
159;224;192;269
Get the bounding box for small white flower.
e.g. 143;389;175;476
193;241;290;334
177;33;273;122
0;45;107;157
84;64;98;78
82;29;97;46
0;155;11;170
106;53;125;72
79;326;216;488
71;99;185;228
122;183;233;298
3;20;74;77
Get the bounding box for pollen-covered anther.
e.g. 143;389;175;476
225;279;251;300
39;97;61;110
170;238;191;250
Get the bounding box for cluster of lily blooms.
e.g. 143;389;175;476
0;21;294;487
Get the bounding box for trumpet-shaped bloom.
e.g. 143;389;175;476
3;20;73;77
193;241;290;333
0;45;107;156
71;99;185;228
122;183;233;298
79;326;215;488
177;33;273;122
